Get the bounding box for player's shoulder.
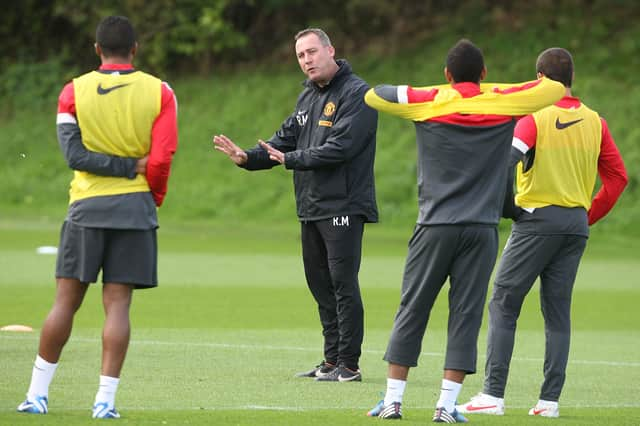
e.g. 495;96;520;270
578;101;600;117
160;81;175;94
133;69;164;85
58;80;75;103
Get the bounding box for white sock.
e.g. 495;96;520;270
26;355;58;399
94;375;120;408
383;378;407;406
436;379;462;412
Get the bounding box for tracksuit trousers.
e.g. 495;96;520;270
384;224;499;373
483;231;587;401
301;215;365;371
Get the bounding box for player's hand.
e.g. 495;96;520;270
213;134;248;165
136;155;148;175
259;140;285;164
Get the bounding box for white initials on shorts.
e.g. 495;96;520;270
332;216;349;226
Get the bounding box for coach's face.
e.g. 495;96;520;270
295;33;337;87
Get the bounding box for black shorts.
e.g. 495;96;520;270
55;220;158;289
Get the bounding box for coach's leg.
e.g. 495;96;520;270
538;236;586;402
322;215;365;371
301;221;339;365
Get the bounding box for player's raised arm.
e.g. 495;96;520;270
365;77;565;122
364;84;439;121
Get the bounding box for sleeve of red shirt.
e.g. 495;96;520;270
58;82;76;115
406;86;439;103
588;118;628;225
147;82;178;207
512;114;537;150
492;79;542;95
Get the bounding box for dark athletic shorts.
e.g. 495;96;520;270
55;220;158;289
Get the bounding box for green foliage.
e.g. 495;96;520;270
0;59;75;117
1;0;248;77
1;2;639;231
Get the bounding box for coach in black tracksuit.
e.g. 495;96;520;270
213;28;377;382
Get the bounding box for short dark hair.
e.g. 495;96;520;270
446;39;485;83
294;28;332;46
536;47;573;88
96;16;136;58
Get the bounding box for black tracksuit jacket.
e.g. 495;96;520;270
243;59;378;223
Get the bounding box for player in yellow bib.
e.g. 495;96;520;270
17;16;178;419
457;47;628;419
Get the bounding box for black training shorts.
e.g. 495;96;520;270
55;220;158;289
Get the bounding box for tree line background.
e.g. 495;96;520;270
1;0;639;231
2;0;636;110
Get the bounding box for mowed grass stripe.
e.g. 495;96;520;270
1;225;639;425
2;334;640;367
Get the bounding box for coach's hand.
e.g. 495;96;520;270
213;134;248;166
259;140;284;164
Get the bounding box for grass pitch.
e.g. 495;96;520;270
0;219;639;425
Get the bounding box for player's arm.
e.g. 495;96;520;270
146;82;178;207
366;77;564;121
502;115;537;219
364;84;439;120
587;118;628;225
482;77;565;114
283;85;377;170
56;82;140;178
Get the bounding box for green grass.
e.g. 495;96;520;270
1;220;639;425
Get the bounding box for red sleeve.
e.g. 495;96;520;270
406;86;439;103
512;114;537;150
57;82;76;115
147;82;178;206
588;118;628;225
492;79;542;95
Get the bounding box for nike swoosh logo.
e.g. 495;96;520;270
555;117;583;129
465;404;497;411
97;83;130;95
532;408;546;415
338;374;360;382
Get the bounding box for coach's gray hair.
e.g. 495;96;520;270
294;28;332;46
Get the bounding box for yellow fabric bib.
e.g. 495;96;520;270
516;104;601;209
70;70;161;203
